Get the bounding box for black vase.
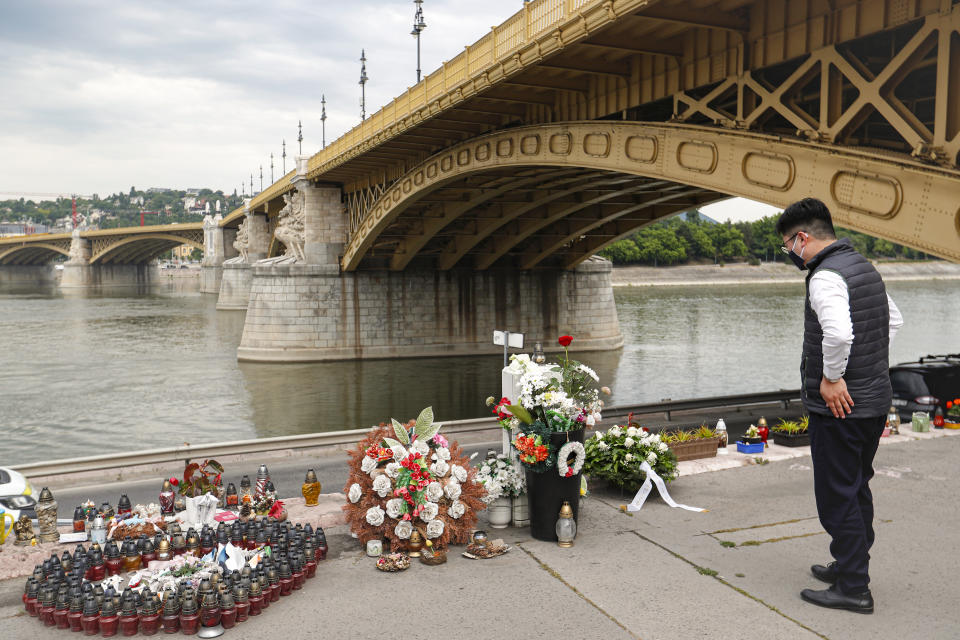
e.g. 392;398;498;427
524;427;584;541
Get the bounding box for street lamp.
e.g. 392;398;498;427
298;120;303;155
250;173;254;196
270;153;274;183
320;95;327;148
359;49;368;121
282;139;287;174
411;0;427;83
259;165;263;192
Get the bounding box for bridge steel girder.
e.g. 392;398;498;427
89;232;205;265
342;121;960;272
0;242;71;265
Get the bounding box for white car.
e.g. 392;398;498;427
0;466;37;522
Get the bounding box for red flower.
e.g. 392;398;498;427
403;514;411;521
169;477;179;486
565;469;573;478
558;335;573;347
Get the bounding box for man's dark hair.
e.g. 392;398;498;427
775;198;837;239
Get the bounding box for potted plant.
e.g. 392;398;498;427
499;335;604;541
770;416;810;447
945;399;960;429
662;424;721;462
475;453;525;528
583;419;678;492
736;425;765;453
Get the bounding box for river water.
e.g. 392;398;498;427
1;277;957;464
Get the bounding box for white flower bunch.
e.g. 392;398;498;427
584;422;678;488
476;453;525;502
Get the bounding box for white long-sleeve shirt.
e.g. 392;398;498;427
808;270;903;381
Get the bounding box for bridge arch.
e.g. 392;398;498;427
90;233;204;265
342;121;960;271
0;242;71;266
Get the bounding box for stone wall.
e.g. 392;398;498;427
200;264;223;293
216;262;252;310
0;265;57;286
237;257;622;362
60;263;156;288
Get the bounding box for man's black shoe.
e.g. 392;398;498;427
801;584;874;614
811;562;839;584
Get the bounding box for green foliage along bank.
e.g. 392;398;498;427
598;210;930;266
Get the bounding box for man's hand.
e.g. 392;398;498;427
820;377;854;418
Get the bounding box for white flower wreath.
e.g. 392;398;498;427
556;441;586;478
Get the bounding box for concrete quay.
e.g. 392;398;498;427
2;425;957;639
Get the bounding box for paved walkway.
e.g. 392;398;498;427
3;431;958;639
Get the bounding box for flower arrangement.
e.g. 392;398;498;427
945;398;960;421
475;454;525;503
583;420;678;492
178;459;223;498
493;335;606;433
342;407;486;549
771;416;810;434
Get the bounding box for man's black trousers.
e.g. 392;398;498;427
808;412;886;594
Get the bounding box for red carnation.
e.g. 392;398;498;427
558;335;573;347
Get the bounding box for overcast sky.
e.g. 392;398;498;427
0;0;773;222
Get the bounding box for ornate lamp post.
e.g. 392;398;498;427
270;152;274;183
320;95;327;148
282;139;287;174
259;165;263;192
359;49;368;121
298;120;303;155
411;0;427;82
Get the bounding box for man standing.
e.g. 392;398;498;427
777;198;903;614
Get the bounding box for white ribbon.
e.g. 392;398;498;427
626;461;706;513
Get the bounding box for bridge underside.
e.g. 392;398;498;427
0;244;69;266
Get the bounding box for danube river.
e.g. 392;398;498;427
1;276;957;464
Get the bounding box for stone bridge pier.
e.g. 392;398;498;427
216;204;269;310
59;230;154;288
200;213;238;294
235;158;622;362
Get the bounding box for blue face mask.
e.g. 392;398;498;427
788;234;807;271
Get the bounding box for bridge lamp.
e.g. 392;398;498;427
320;95;327;149
359;49;369;121
282;139;287;174
298;120;303;155
411;0;427;83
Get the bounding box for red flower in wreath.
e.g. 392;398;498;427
558;335;573;347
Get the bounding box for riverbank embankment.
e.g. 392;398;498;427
612;260;960;286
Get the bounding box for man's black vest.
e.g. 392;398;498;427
801;238;891;417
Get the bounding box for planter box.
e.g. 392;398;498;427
771;431;810;447
668;437;720;462
736;441;765;454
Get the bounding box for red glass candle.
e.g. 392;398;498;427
40;603;56;626
99;612;119;637
757;424;769;444
26;595;39;616
248;594;262;616
139;612;160;636
199;605;220;628
104;556;124;576
81;613;100;635
259;591;270;610
292;568;304;590
140;551;157;566
234;600;249;623
119;613;138;636
219;605;236;629
69;609;84;632
199;544;214;558
315;545;326;561
178;610;200;636
305;559;318;578
89;563;106;582
268;583;280;602
55;606;71;629
160;612;179;634
278;576;293;596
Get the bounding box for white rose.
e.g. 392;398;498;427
411;439;430;456
394;520;412;540
444;481;461;501
450;465;467;483
365;506;385;527
597;441;610;450
658;442;668;453
430;460;449;477
385;462;400;479
385;498;404;519
646;451;658;465
447;500;466;519
425;519;445;539
360;456;377;474
625;453;633;462
481;478;502;503
391;445;408;463
348;483;362;503
435;447;451;461
419;501;438;522
626;426;638;437
425;481;444;502
372;474;392;498
624;437;635;448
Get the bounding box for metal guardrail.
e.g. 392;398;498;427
12;390;800;479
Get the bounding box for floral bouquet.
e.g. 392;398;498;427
583;421;678;492
342;407;486;549
475;454;525;504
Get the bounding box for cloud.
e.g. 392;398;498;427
0;0;522;195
